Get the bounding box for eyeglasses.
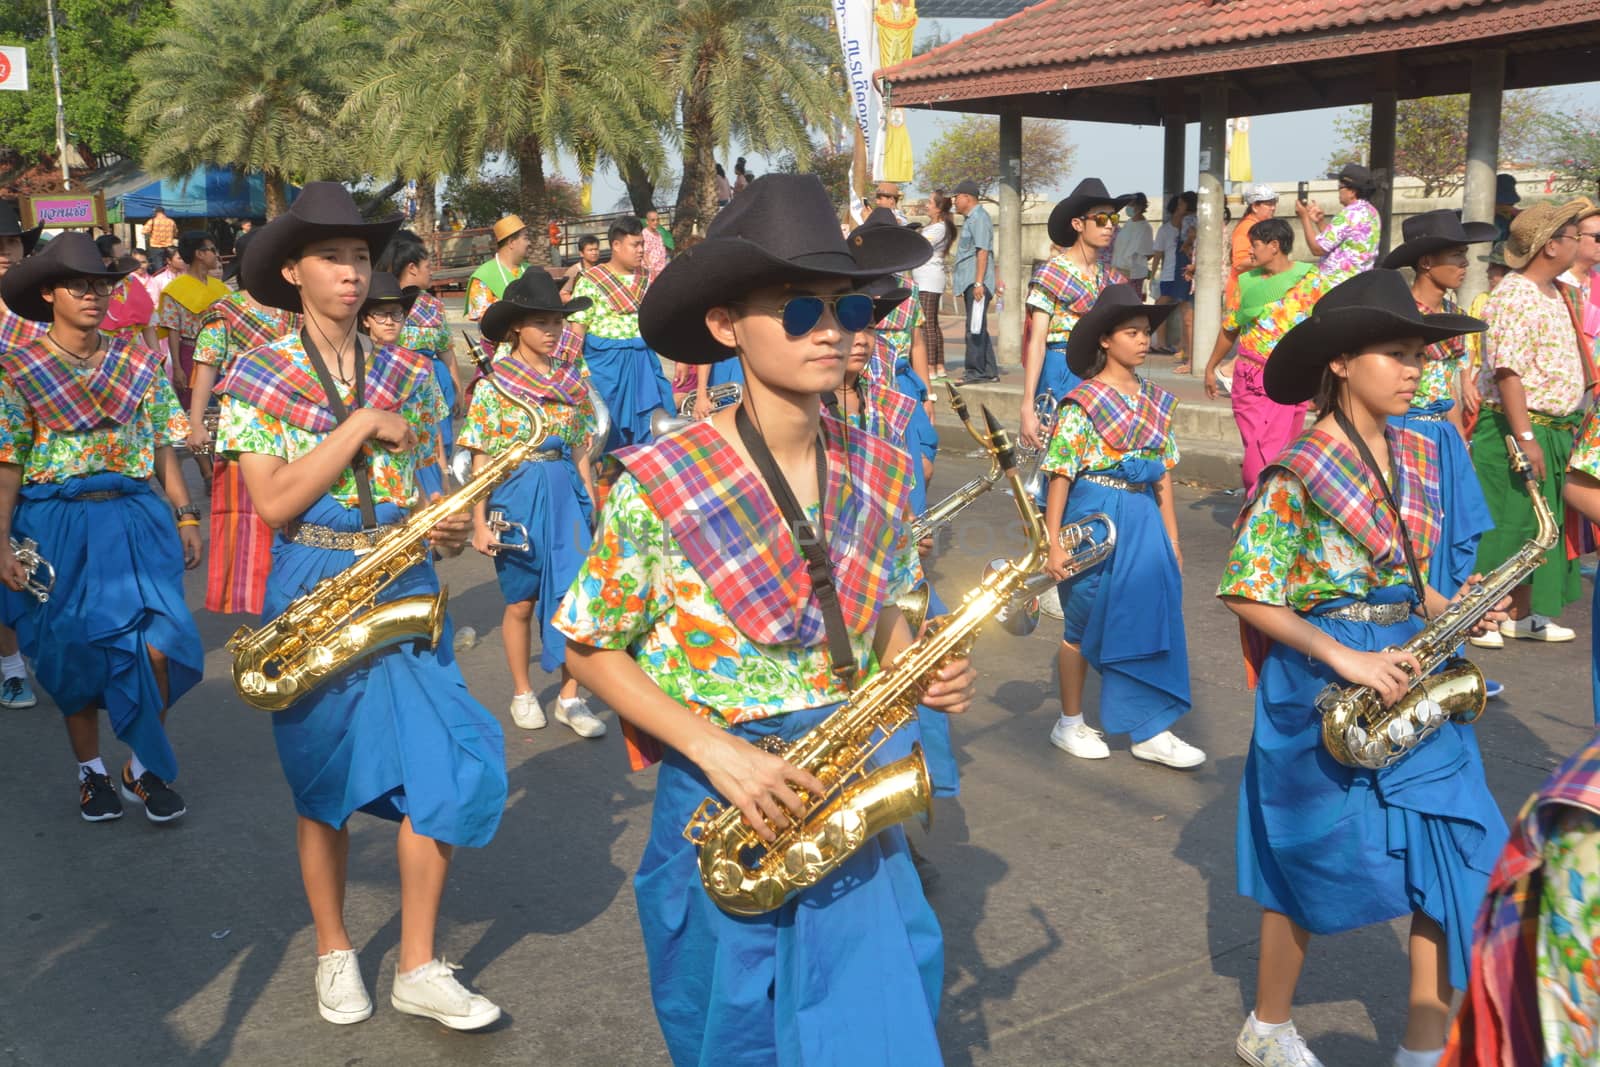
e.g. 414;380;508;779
1579;232;1600;243
876;191;901;202
198;245;217;254
365;308;406;323
56;278;115;298
1082;212;1121;228
738;292;876;335
1551;233;1581;244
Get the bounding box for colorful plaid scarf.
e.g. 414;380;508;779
1030;255;1125;317
585;266;650;314
1419;295;1469;363
221;335;433;433
871;273;919;380
0;307;45;355
201;292;297;368
490;355;584;408
1065;378;1175;453
830;378;916;443
2;335;162;431
409;292;445;331
604;414;912;646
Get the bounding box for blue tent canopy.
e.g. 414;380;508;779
110;166;296;220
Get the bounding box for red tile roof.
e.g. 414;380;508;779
880;0;1597;105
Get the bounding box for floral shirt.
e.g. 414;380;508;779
456;374;596;455
1218;468;1414;611
1570;409;1600;481
399;293;455;360
1040;388;1179;479
1535;809;1600;1065
1223;266;1333;367
1478;271;1589;417
0;352;188;483
1316;199;1380;282
555;473;920;725
465;261;525;321
1026;254;1126;344
568;271;646;340
156;277;229;341
1413;296;1469;409
191;292;296;372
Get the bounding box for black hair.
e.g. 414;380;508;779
1181;191;1197;212
608;216;644;244
177;230;211;260
735;157;747;174
94;234;122;258
715;163;726;177
375;228;429;277
1165;193;1185;215
1128;192;1148;212
1313;364;1344;419
577;233;600;251
1248;218;1295;257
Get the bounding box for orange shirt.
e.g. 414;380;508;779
141;215;178;249
1225;219;1256;310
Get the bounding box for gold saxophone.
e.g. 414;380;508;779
1318;435;1556;769
910;382;1003;542
228;363;549;711
684;408;1105;915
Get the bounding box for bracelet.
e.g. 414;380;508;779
174;503;201;520
177;518;201;529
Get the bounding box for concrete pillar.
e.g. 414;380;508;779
1370;89;1398;256
1192;82;1227;370
997;110;1024;368
1162;110;1185;218
1461;50;1505;305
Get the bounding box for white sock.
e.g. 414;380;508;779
78;757;107;780
1;653;24;680
1059;713;1084;729
1394;1048;1442;1067
1248;1012;1291;1036
129;753;148;780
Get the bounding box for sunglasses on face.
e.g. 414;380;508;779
1081;212;1121;228
56;278;116;298
739;292;876;335
876;191;901;202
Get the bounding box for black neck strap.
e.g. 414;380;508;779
301;328;379;530
733;404;856;689
1333;408;1429;617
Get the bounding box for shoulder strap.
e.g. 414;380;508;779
301;328;379;530
1333;409;1428;615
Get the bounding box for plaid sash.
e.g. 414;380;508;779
586;266;650;314
603;415;912;646
201;293;297;363
1419;296;1468;363
409;292;446;331
1065;378;1175;453
1030;255;1126;316
491;356;584;407
0;307;45;355
221;335;432;433
871;272;919;379
2;336;162;431
1261;427;1441;570
863;381;917;443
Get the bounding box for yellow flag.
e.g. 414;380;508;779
1228;117;1253;183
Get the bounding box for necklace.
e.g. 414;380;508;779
44;330;101;364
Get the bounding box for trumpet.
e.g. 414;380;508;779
484;509;530;555
651;383;743;437
985;513;1116;637
9;537;56;603
1016;392;1060;501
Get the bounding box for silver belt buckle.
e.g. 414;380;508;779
353;527;381;557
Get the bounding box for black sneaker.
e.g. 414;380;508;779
121;764;187;823
80;771;124;822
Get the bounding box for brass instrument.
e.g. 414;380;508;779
192;409;221;457
685;408;1105;915
944;380;992;452
484;509;530;555
227;356;550;711
1318;436;1554;770
1017;392;1061;501
586;388;613;465
987;512;1117;637
680;382;742;418
911;392;1003;542
9;537;56;603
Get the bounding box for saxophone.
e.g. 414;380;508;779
1318;435;1555;770
911;386;1004;544
684;408;1103;915
228;359;549;711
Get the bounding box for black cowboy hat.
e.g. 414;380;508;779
863;275;914;325
0;231;135;323
639;173;932;364
1064;283;1175;377
1048;179;1134;247
0;200;44;257
1264;269;1485;405
357;271;420;332
241;181;402;312
479;270;592;344
1379;209;1499;270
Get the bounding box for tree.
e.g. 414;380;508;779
442;172;582;228
638;0;847;243
1540;109;1600;199
1328;89;1553;197
128;0;378;216
345;0;668;263
776;141;853;206
918;115;1075;201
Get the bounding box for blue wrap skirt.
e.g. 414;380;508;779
263;495;507;847
584;335;673;451
1039;341;1080;405
1;473;203;782
1390;399;1492;598
1056;458;1190;741
429;355;458;462
638;704;944;1066
1235;585;1508;988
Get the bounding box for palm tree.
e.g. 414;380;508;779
346;0;669;263
129;0;380;217
641;0;847;241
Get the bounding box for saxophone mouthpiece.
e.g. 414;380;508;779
981;406;1018;473
946;379;969;422
1505;434;1533;480
470;333;493;376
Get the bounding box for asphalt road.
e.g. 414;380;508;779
1;447;1593;1067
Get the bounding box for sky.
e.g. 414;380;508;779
572;18;1600;213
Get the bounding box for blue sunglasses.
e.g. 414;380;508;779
739;292;876;336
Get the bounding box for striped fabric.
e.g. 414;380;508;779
1268;427;1442;571
0;307;45;355
221;336;433;433
1065;378;1176;453
606;414;913;646
585;265;650;313
2;336;162;432
205;456;272;615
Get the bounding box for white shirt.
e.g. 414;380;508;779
1153;223;1180;283
911;221;949;294
1112;219;1155;280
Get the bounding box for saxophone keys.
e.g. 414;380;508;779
1413;697;1445;729
1385;715;1417;748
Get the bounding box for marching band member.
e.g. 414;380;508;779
460;271;606;738
1038;285;1203;768
377;230;466;458
0;201;45;710
217;183;503;1030
1564;411;1600;722
0;233;204;822
556;174;971;1064
1219;270;1508;1067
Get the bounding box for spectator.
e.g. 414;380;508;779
1295;162;1380;282
644;207;674;258
1494;172;1521;243
1229;184;1279;307
714;164;731;206
874;181;908;225
1556;198;1600;371
140;205;178;251
1150;191;1196;364
951;180;998;382
561;234;601;299
640;211;669;277
1110;192;1155;299
94;233;124;266
912;192;954;382
733;157;749;195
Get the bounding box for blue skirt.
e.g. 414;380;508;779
1039;342;1081;404
1235;586;1507;989
1056;460;1190;741
263;495;506;847
708;359;745;388
488;443;593;672
430;355;458;461
892;356;928;404
584;335;673;451
1;474;203;782
639;705;944;1066
1390;400;1492;598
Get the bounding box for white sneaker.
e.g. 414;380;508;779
1235;1014;1324;1067
1130;730;1207;769
1468;628;1504;649
390;958;502;1031
1039;584;1065;620
1049;718;1110;759
1500;614;1576;642
552;696;606;738
315;948;372;1025
509;691;546;730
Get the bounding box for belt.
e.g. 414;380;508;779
1078;472;1147;494
523;449;562;463
284;522;401;552
76;490;125;502
1483;403;1584;430
1402;411;1447;423
1317;600;1413;625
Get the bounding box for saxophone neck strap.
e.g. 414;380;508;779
301;328;379;531
734;403;857;690
1333;408;1429;619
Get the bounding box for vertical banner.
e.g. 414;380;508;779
834;0;879;222
874;1;918;184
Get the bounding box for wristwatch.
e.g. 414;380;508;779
1517;430;1535;442
174;503;202;521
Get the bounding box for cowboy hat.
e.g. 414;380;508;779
1379;209;1499;269
863;274;913;325
0;201;44;257
0;231;135;323
479;271;591;344
240;181;402;312
1264;269;1484;406
638;173;931;364
357;271;420;333
1503;200;1588;270
1063;284;1175;377
1047;179;1134;247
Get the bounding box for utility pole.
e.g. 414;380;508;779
46;0;70;189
